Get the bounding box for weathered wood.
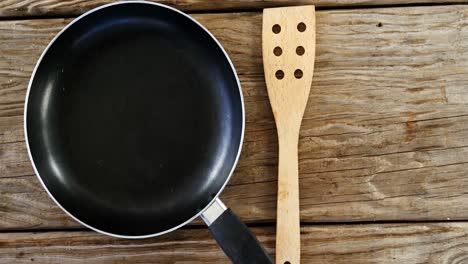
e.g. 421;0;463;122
2;6;468;230
0;0;467;17
1;223;468;263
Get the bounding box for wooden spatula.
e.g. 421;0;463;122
262;6;316;264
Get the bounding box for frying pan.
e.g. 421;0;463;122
24;2;272;263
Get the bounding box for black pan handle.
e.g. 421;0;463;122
201;198;272;264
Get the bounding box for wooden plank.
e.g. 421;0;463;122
1;223;468;263
0;0;468;17
2;6;468;230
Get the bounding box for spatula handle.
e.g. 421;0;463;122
277;134;300;264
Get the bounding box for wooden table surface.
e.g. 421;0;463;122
2;0;468;263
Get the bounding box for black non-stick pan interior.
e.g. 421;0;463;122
26;3;243;236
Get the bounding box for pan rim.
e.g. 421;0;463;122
23;0;245;239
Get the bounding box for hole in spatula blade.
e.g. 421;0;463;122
297;22;306;32
274;47;282;56
272;24;281;34
296;46;305;56
275;70;284;80
294;69;303;79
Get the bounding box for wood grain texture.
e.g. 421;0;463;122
1;223;468;263
1;0;468;17
2;6;468;230
263;6;316;263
